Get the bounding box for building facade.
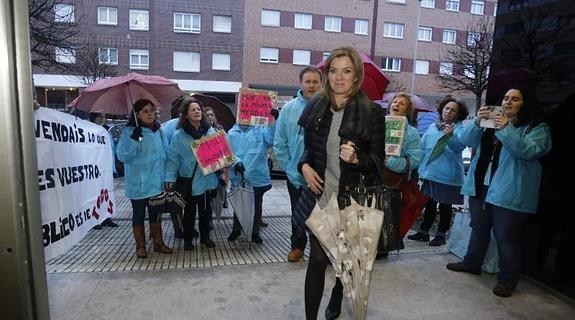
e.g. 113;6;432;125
33;0;244;111
243;0;498;108
34;0;497;111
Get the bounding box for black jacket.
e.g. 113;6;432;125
297;90;386;200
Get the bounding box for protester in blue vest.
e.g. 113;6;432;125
447;87;552;298
273;65;322;261
116;99;172;259
227;119;276;244
165;97;219;250
410;98;469;246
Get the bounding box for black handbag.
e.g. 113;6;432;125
350;155;404;253
148;191;186;231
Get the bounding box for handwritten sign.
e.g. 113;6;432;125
385;116;406;156
237;88;277;127
191;130;236;175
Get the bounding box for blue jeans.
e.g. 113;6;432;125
463;197;528;287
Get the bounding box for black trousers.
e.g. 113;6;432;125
176;177;211;241
130;198;157;226
288;181;307;250
419;199;453;235
305;234;343;319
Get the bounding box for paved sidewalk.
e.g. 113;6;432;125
46;178;575;319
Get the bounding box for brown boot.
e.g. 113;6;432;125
287;248;304;262
150;222;173;254
132;225;147;259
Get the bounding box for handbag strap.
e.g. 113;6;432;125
190;162;199;182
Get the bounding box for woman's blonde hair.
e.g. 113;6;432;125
320;47;364;104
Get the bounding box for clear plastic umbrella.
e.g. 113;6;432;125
227;174;254;241
211;183;227;222
306;194;384;320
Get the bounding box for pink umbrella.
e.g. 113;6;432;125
316;53;390;101
376;92;434;112
69;72;183;115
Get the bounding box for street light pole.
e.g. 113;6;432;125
410;0;422;95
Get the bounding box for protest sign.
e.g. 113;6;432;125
479;106;504;129
35;107;114;261
237;88;277;126
191;130;236;175
385;116;407;156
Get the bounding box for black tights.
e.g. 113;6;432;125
305;234;343;319
420;199;453;234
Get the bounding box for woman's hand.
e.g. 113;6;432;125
340;141;359;164
302;163;323;195
443;123;455;136
494;113;509;129
165;182;174;191
475;106;490;126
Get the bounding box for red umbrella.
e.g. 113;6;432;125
69;72;183;115
377;92;435;112
316;53;390;101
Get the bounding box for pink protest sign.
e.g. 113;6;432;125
191;130;236;175
237;88;277;127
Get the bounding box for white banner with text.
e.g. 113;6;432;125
35;107;115;261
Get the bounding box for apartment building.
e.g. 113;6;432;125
33;0;244;110
244;0;497;107
34;0;496;110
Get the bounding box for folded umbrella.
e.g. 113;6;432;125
227;174;255;241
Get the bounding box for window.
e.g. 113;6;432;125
504;23;524;35
464;65;475;79
509;0;529;11
55;47;75;64
467;31;481;46
554;42;575;55
446;0;460;11
439;62;453;76
494;3;498;16
98;7;117;25
129;10;149;31
558;15;575;28
387;0;406;3
323;51;332;60
418;27;432;41
471;1;485;15
355;19;369;35
54;4;74;23
295;13;312;30
261;10;280;27
260;47;279;63
325;16;342;32
382;58;401;72
384;22;404;38
173;51;199;72
174;13;201;33
212;53;230;71
415;60;429;75
421;0;435;8
442;29;457;44
213;15;232;33
99;48;118;65
130;49;149;70
293;50;311;65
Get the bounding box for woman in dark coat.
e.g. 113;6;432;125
297;47;386;319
